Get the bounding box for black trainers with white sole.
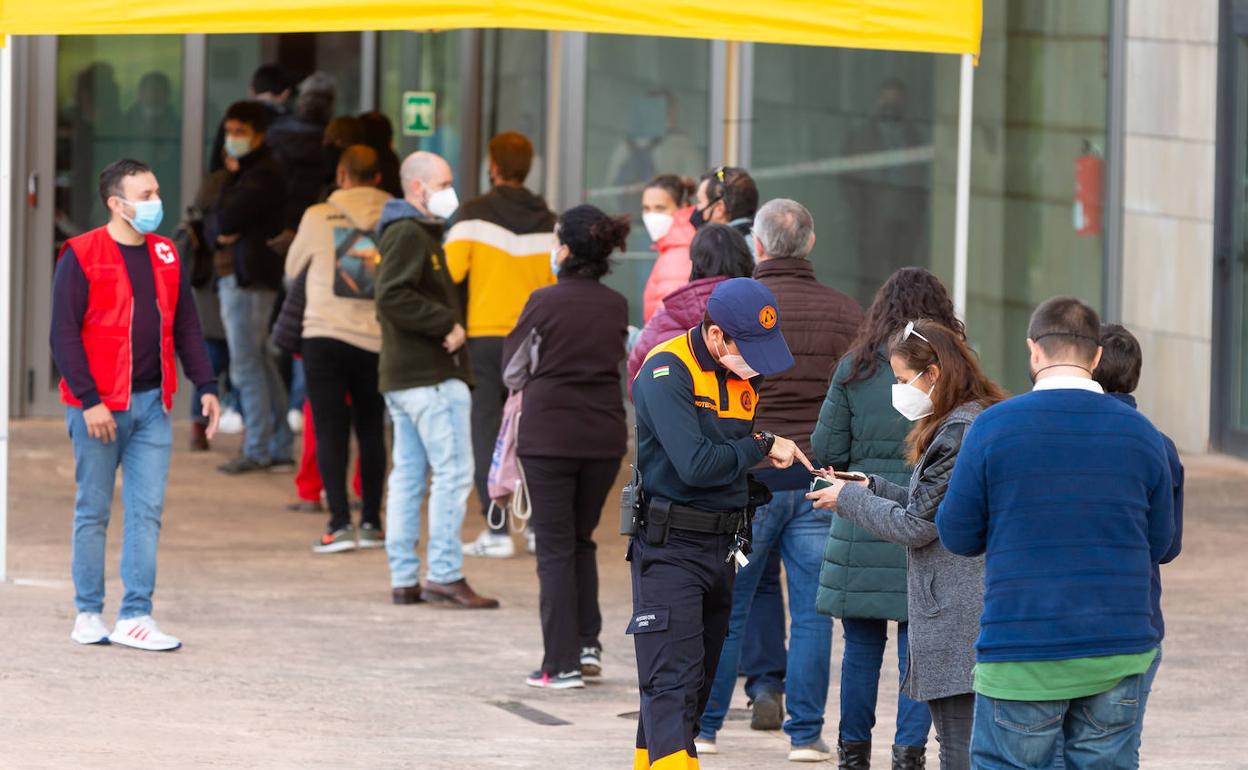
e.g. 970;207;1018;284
525;669;585;689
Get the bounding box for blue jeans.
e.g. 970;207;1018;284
191;337;231;420
383;380;474;587
699;489;833;746
1051;646;1162;769
972;663;1152;770
289;356;306;411
840;618;932;747
68;390;172;619
742;549;787;700
218;274;292;463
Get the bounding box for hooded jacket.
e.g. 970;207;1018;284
285;186;393;353
444;186;558;338
628;275;727;388
375;199;473;393
641;206;696;323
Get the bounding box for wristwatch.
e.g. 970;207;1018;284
753;430;776;455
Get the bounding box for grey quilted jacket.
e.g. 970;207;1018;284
834;402;986;702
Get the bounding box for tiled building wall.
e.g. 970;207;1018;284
1121;0;1219;452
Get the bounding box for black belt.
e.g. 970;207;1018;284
645;499;745;535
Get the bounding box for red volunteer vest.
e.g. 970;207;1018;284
57;227;181;411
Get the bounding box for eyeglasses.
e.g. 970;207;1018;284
902;320;931;344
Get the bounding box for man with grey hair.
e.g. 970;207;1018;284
697;197;864;762
374;151;499;609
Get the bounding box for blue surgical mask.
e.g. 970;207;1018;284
123;199;164;235
550;246;562;276
224;136;253;160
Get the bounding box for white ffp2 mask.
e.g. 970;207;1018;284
891;372;935;421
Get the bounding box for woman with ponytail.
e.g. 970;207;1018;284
503;204;631;689
807;319;1007;770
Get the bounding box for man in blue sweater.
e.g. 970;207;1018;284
937;297;1174;770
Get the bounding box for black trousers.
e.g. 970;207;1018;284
522;455;620;674
928;693;975;770
468;336;507;531
629;528;735;768
301;337;386;531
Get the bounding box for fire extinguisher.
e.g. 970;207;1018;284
1074;140;1103;237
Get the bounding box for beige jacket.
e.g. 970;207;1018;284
285;186;392;353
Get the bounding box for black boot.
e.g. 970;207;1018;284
891;744;926;770
837;739;871;770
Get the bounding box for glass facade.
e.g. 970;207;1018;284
380;32;465;182
56;36;184;241
751;1;1111;394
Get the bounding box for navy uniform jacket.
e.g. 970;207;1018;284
632;328;767;512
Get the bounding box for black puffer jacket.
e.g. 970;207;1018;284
209;144;287;290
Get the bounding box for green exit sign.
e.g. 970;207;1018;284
402;91;436;137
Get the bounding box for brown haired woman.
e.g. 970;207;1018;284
807;318;1007;770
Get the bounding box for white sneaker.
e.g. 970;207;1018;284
462;531;515;558
109;615;182;651
788;739;833;762
526;530;536;555
70;612;110;645
694;737;718;756
217;409;244;434
287;408;304;434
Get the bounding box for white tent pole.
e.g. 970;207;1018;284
953;52;974;321
0;38;14;582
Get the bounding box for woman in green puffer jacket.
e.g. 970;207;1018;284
810;267;964;770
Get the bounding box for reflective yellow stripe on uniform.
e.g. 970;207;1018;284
642;331;757;422
633;748;700;770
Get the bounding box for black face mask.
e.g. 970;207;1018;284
690;198;719;230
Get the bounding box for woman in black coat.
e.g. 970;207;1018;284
503;204;630;689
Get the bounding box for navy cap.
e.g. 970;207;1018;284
706;278;794;376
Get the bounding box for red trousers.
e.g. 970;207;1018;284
295;399;363;502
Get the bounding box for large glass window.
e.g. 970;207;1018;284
56;36;184;241
203;34;363;168
380;31;465;183
479;30;548;195
585;34;711;323
749;0;1110;394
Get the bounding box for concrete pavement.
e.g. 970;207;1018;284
0;420;1243;769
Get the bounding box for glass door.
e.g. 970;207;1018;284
1214;2;1248;455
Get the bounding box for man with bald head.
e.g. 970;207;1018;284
285;144;392;553
375;151;499;608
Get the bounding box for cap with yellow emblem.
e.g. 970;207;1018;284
706;277;794;377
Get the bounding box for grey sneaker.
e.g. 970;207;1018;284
218;456;269;475
788;738;832;763
751;690;784;730
313;525;357;554
357;523;385;549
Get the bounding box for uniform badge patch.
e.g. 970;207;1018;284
741;390;753;411
653;366;671;379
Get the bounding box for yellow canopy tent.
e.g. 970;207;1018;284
0;3;982;580
0;1;980;55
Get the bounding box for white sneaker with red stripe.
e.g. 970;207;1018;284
109;616;182;651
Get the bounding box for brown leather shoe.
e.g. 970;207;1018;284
189;421;210;452
420;579;500;609
392;585;424;605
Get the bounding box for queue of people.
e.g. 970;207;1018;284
50;61;1183;770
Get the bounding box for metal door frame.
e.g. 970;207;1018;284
1212;0;1248;456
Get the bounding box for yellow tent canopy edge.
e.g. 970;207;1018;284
0;0;981;57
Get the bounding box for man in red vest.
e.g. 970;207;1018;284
50;159;221;651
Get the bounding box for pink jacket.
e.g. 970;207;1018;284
641;206;696;323
628;275;728;392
